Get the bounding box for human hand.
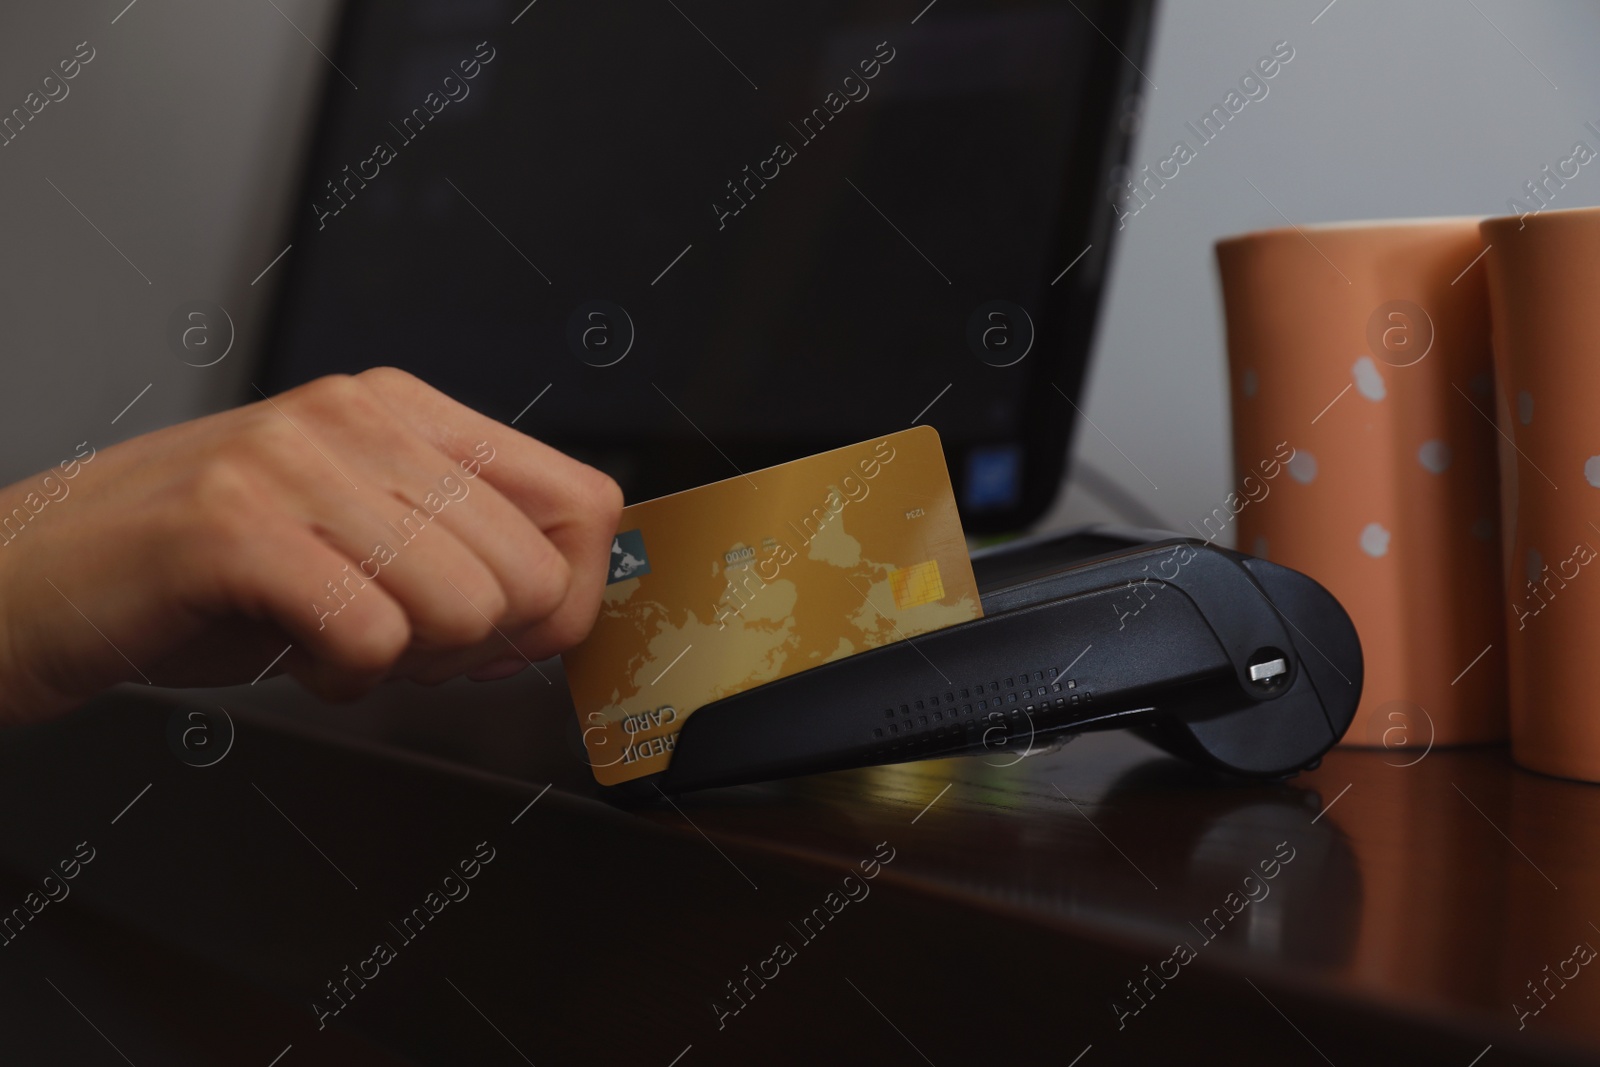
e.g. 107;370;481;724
0;368;622;721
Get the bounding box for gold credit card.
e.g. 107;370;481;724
562;425;981;785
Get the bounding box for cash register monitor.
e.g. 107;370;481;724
259;0;1157;533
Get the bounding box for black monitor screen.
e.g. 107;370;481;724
262;0;1153;532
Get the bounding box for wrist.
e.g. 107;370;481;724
0;504;77;724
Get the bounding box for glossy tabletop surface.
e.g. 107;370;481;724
0;670;1595;1065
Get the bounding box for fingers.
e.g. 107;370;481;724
172;464;413;699
268;376;579;669
206;371;618;690
301;486;512;651
353;367;623;652
299;426;575;649
353;365;622;534
0;369;621;716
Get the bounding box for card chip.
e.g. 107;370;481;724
890;560;944;609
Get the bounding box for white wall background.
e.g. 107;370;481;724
0;0;338;478
0;0;1597;541
1039;0;1600;539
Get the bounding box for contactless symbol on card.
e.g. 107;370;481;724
608;529;651;584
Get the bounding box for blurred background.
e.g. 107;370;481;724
0;0;1597;542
